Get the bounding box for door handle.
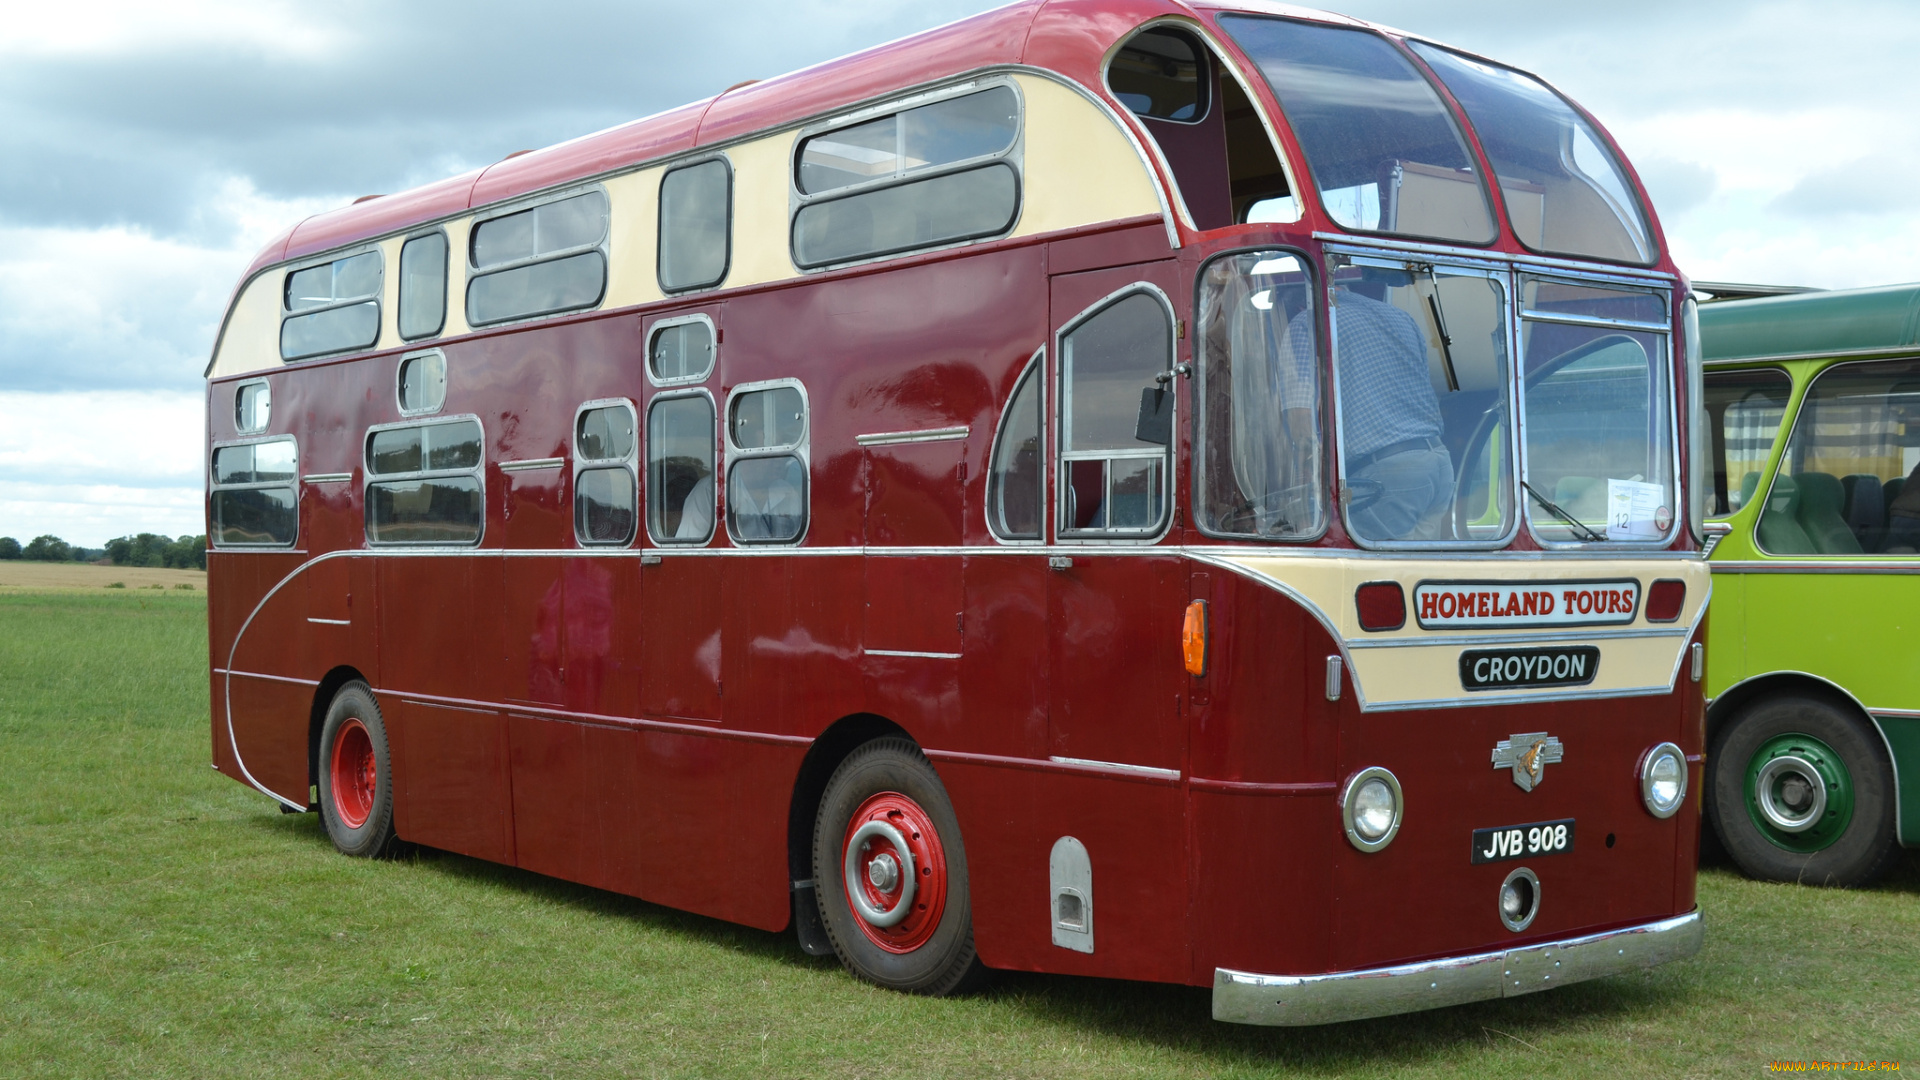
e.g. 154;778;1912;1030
1049;556;1073;571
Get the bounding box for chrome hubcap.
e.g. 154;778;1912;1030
1755;754;1827;833
866;853;900;892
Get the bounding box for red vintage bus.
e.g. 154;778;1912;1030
205;0;1711;1024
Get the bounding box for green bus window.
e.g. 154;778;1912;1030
1759;359;1920;556
1702;368;1791;517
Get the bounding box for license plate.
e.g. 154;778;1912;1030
1459;646;1599;691
1471;818;1575;864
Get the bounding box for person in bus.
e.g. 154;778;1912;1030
1884;459;1920;553
1291;269;1453;540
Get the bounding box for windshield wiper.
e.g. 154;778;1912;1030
1523;481;1606;542
1417;264;1461;392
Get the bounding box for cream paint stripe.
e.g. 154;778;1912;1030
210;68;1170;381
1206;552;1709;711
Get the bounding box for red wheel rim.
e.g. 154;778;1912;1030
329;717;376;829
841;791;949;953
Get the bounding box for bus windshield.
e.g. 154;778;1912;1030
1519;278;1675;543
1218;16;1495;245
1408;43;1655;265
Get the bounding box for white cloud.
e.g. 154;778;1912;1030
0;179;344;391
0;389;204;546
0;1;347;58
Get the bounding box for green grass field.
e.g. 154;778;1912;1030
0;590;1913;1077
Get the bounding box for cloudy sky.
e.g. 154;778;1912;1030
3;0;1917;546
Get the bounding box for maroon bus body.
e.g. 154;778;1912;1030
208;0;1704;999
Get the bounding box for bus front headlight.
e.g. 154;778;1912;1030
1640;742;1687;818
1341;767;1403;852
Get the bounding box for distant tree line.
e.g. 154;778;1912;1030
0;533;206;570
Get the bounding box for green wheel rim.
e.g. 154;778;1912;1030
1743;731;1854;853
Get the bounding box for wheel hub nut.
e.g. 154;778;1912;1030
867;853;900;892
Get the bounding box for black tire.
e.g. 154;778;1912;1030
812;737;986;995
316;682;400;859
1708;693;1899;887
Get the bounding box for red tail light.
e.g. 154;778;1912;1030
1645;579;1685;623
1355;581;1406;632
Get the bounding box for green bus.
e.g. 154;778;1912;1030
1697;284;1920;886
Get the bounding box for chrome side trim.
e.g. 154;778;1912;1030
1047;755;1181;780
856;425;970;446
866;648;962;660
500;457;565;472
303;472;353;485
1710;560;1920;575
1213;910;1702;1026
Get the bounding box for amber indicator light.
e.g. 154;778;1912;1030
1355;581;1406;632
1182;600;1207;677
1644;579;1685;622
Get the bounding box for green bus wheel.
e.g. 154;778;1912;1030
1743;732;1852;853
1708;694;1899;887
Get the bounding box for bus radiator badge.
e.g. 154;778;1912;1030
1492;733;1563;792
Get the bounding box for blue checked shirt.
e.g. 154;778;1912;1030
1291;289;1441;458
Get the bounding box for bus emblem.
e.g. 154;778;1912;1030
1492;733;1564;792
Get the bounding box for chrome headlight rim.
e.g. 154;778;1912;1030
1639;741;1688;819
1340;766;1403;853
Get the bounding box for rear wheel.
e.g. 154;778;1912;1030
812;737;985;995
317;682;399;858
1709;694;1898;886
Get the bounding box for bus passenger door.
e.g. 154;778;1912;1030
640;309;724;722
1042;261;1190;982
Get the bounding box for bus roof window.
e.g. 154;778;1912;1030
1109;29;1205;121
1218;16;1494;245
1106;26;1293;231
1409;43;1654;265
281;250;381;361
798;86;1018;196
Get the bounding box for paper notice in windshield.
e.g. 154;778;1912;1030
1606;479;1666;541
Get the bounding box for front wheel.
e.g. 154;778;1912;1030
812;738;985;995
1708;694;1899;887
317;682;399;858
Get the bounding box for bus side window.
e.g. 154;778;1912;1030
398;232;448;341
1701;368;1790;517
210;437;299;547
1059;290;1173;536
282;249;381;361
1107;26;1293;230
648;316;717;385
725;382;808;544
1756;360;1920;556
647;393;717;544
1194;251;1324;539
575;402;638;546
364;418;485;545
791;83;1022;269
658;159;731;293
988;352;1044;541
467;189;609;326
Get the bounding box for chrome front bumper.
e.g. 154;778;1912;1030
1213;910;1702;1026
